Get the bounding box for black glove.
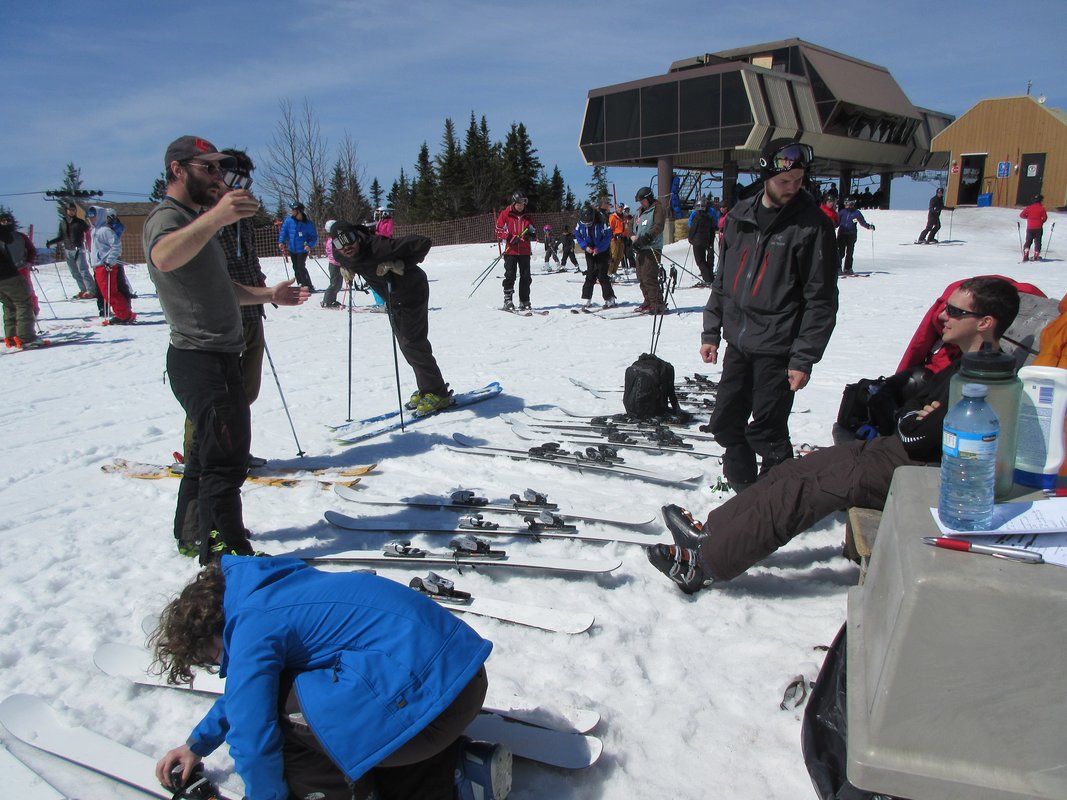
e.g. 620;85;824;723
523;229;535;241
870;224;876;231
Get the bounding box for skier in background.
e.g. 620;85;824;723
278;202;317;292
542;224;560;269
916;187;945;244
836;196;875;276
559;226;579;270
575;205;617;309
495;191;536;311
687;197;720;287
1020;194;1049;262
46;202;96;299
0;213;39;348
88;205;136;324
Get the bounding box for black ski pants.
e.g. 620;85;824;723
290;252;315;291
707;346;796;490
698;435;918;581
166;346;253;562
561;249;579;269
635;248;664;308
918;213;941;243
692;242;714;284
384;270;447;396
836;231;858;273
1024;228;1044;255
581;251;615;302
279;666;487;800
502;255;531;305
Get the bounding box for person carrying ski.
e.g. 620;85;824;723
701;139;838;493
1020;194;1049;262
575;205;617;309
46;202;96;299
836;196;875;275
687;197;720;287
153;556;509;800
630;187;668;314
648;277;1019;593
495;192;536;311
145;134;309;562
278;202;318;292
0;213;39;348
330;220;452;416
916;187;945;244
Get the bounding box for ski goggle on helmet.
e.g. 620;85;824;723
223;169;253;190
760;142;813;175
331;227;360;250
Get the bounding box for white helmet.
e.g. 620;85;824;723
324;219;337;234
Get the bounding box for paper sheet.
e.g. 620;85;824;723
930;499;1067;567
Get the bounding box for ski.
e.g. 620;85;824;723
500;306;549;317
305;537;622;575
448;433;704;487
101;459;360;489
507;420;723;459
89;649;601;768
0;743;66;800
0;694;243;800
521;410;720;442
96;641;600;732
332;484;654;527
330;382;503;443
324;508;662;547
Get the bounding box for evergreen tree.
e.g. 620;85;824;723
307;179;327;229
149;172;168;202
587;165;609;207
435;118;465;220
501;123;542;202
387;168;412;223
564;187;577;210
462;113;501;215
411;142;437;222
369;178;383;210
61;163;84;198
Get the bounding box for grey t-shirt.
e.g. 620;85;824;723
144;197;244;352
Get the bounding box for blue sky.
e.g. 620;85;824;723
3;0;1065;238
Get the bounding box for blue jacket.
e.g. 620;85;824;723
837;208;872;235
188;557;491;800
575;219;613;254
277;216;318;253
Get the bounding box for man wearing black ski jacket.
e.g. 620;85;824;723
331;222;451;412
701;141;838;492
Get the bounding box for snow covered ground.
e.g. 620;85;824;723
1;205;1063;799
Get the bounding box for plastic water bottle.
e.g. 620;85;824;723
939;383;999;531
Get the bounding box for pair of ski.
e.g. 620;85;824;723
90;642;602;768
447;432;703;487
330;382;503;444
507;419;724;459
102;458;374;489
501;305;549;317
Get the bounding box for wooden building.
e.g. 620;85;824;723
932;96;1067;209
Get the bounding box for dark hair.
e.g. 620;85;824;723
957;277;1020;339
221;147;254;173
149;564;226;685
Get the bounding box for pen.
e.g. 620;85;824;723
922;536;1044;564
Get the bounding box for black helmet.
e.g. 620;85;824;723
1035;194;1044;203
635;186;653;203
511;191;528;205
579;205;596;224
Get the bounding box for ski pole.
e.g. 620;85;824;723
346;277;354;421
53;259;69;299
383;278;406;433
263;340;306;457
1044;222;1056;259
948;209;954;242
1017;221;1024;258
658;250;701;282
469;252;504;298
30;269;58;319
308;254;332;280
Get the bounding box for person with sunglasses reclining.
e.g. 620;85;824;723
648;277;1020;593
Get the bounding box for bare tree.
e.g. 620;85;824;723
300;99;330;226
335;132;370;224
262;98;302;215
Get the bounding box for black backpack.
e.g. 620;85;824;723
623;353;683;419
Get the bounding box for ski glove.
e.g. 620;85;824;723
376;260;405;277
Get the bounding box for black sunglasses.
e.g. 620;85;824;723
944;303;984;319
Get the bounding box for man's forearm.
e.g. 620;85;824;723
233;283;273;305
150;214;223;273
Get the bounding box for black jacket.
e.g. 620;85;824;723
47;216;90;250
703;188;838;373
334;226;433;303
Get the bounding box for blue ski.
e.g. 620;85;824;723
332;382;503;443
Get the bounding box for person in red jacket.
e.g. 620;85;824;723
494;191;536;311
1020;194;1049;261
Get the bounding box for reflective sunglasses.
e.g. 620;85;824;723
223;169;253;190
761;142;813;174
332;228;360;250
943;303;984;319
513;196;528;205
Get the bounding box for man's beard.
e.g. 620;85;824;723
185;170;220;208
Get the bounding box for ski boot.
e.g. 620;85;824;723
454;738;512;800
603;298;618;309
405;390;422;410
519;302;532;312
646;543;712;594
167;762;225;799
415;389;454;416
503;294;515;312
4;337;16;348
